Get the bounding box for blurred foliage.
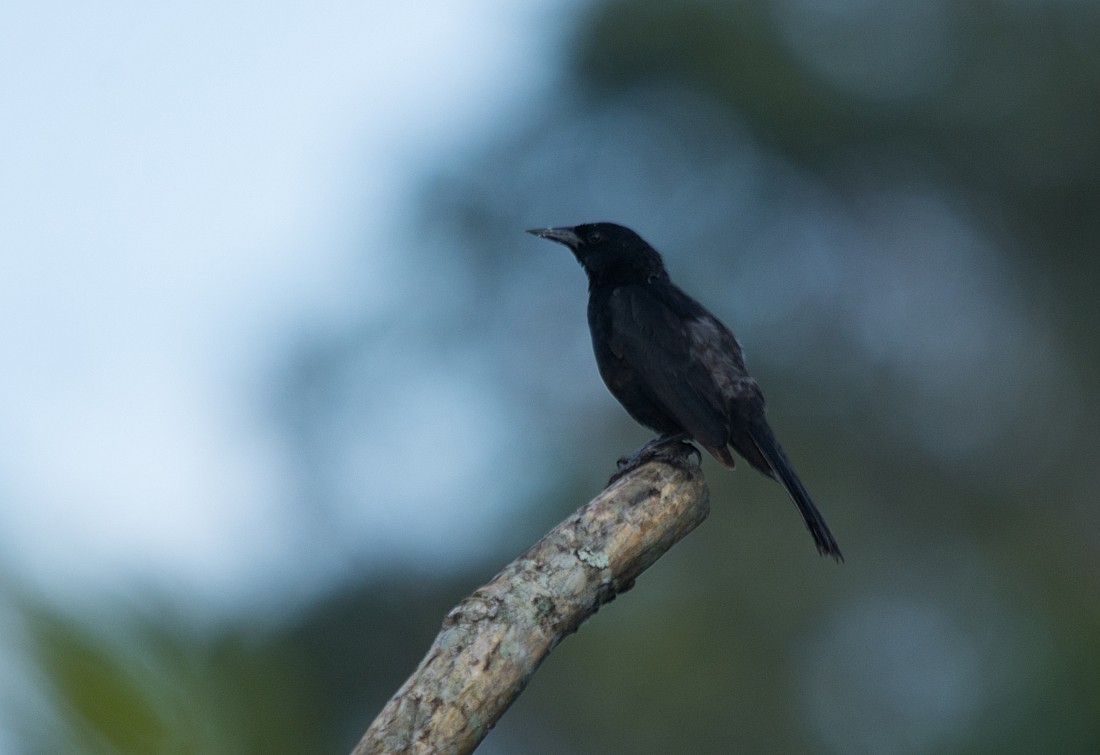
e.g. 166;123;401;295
10;0;1100;753
14;580;465;754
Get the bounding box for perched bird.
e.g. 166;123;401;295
528;222;842;561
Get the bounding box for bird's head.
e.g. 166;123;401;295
527;222;667;284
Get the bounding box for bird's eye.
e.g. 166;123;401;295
586;231;603;244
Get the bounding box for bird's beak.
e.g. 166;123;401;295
526;227;581;248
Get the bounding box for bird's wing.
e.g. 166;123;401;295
606;283;749;455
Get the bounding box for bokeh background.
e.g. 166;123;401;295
3;1;1099;752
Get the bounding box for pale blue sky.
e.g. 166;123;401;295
0;1;562;612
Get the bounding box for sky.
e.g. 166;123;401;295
0;0;562;613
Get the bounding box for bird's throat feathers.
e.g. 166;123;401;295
578;246;669;289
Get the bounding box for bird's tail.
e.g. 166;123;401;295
749;421;843;562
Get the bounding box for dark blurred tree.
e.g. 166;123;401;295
399;2;1100;751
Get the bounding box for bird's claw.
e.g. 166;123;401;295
608;434;700;485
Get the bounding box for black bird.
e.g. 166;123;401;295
528;222;842;561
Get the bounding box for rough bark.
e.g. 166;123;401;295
354;445;709;755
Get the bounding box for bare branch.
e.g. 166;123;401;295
353;447;709;754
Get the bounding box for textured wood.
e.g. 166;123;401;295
353;449;709;754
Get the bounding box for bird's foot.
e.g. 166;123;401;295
608;433;701;485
